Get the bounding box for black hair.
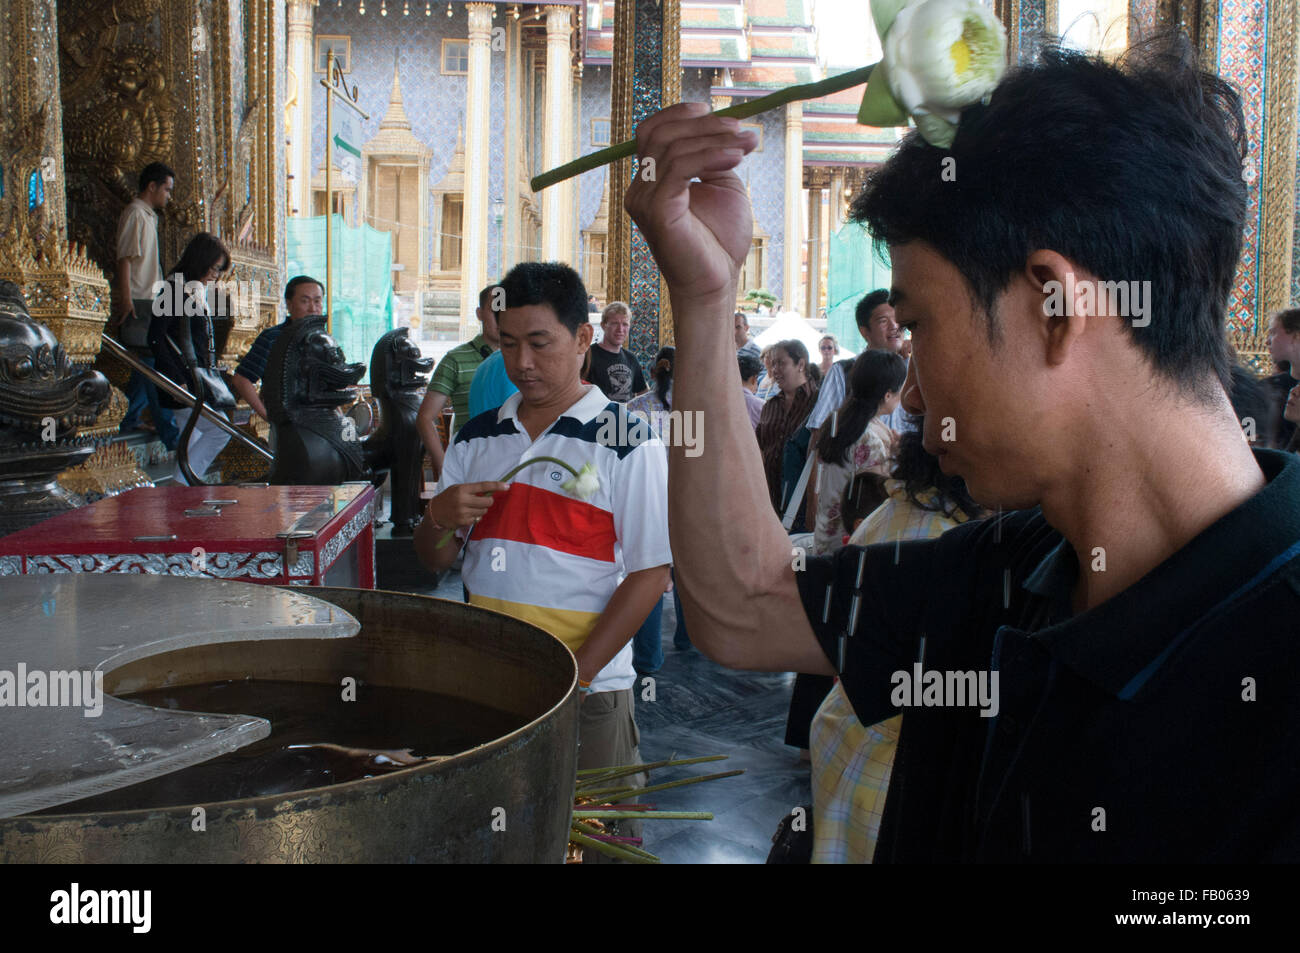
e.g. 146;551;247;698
851;35;1247;401
139;162;175;193
167;232;230;285
284;275;323;304
816;350;907;464
1275;308;1300;336
776;339;810;377
840;472;890;536
807;363;822;384
497;261;588;335
855;289;890;332
738;353;762;382
479;282;500;310
650;346;674;409
1228;362;1278;450
890;425;983;521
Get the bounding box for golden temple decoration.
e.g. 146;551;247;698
1259;0;1299;324
57;441;153;499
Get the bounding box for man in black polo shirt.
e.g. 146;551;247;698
232;275;323;420
624;38;1300;861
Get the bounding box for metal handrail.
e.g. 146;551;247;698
99;333;274;462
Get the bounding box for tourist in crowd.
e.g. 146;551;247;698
587;301;648;402
626;346;679;676
626;36;1300;861
810;350;907;556
755;345;781;400
817;335;838;379
417;282;500;480
1265;308;1300;447
147;232;232;485
811;426;985;863
739;353;765;428
754;339;818;521
804;290;901;529
1283;385;1300;452
1228;361;1278;450
113;162;179;449
736;310;761;360
232;275;323;421
414;262;670;858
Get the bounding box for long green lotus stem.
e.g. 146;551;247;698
569;829;659;864
435;456;582;548
530;64;875;192
575;755;728;788
574;811;714;821
576;768;744;802
576;754;727;779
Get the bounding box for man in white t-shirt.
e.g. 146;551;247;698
415;263;671;851
112;162;178;447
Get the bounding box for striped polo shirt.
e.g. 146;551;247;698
438;384;672;693
427;333;493;434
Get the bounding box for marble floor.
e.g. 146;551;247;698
395;540;812;864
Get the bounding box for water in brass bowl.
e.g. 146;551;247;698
42;680;527;810
0;587;580;864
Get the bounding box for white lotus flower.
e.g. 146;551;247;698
861;0;1007;148
561;462;600;502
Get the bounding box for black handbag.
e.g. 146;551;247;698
166;314;236;408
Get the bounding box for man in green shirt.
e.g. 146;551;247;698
417;283;499;479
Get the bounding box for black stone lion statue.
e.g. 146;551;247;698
367;327;433;535
261;316;369;486
0;280;111;534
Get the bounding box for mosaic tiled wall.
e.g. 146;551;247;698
1212;0;1267;331
1018;0;1046;61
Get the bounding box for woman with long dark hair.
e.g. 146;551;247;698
148;231;232;484
810;349;907;555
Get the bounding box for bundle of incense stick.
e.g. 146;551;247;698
569;754;744;864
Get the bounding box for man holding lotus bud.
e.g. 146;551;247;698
624;28;1300;862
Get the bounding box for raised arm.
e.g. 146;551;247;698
624;103;831;675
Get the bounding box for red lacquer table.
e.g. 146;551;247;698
0;483;376;588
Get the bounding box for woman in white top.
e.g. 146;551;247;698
810;349;907;555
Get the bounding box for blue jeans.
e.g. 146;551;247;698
632;595;664;674
121;354;179;450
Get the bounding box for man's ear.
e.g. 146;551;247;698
1024;249;1091;368
577;322;594;349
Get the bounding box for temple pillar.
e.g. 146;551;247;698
503;17;522;275
805;187;822;320
542;5;573;263
461;2;494;337
286;1;317;219
606;0;681;362
783;102;804;314
0;0;68;245
829;169;845;232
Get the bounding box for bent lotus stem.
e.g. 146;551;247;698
531;64;875;192
434;455;583;548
